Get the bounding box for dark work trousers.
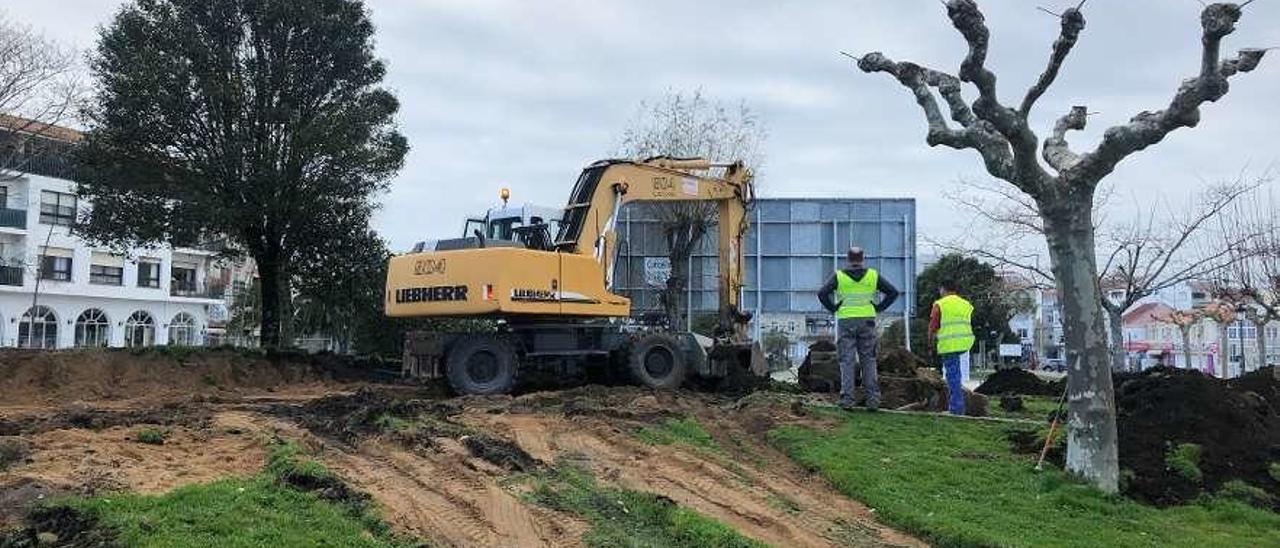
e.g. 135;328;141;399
837;318;879;408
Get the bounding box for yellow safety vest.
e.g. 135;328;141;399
835;269;878;319
935;294;975;354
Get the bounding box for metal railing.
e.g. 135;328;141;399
171;282;226;299
0;265;22;286
0;208;25;229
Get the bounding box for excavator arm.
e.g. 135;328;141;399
553;157;755;338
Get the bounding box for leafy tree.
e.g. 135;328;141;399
916;254;1021;352
74;0;407;347
292;219;388;354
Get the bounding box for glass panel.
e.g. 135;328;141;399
761;258;789;290
761;224;790;255
790;224;822;255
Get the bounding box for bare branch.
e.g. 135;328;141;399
1043;105;1088;172
856;52;1015;182
944;0;1050;193
1068;3;1268;184
1021;6;1087;116
0;15;85;180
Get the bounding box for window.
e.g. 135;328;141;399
39;190;76;226
90;264;124;285
1017;328;1029;339
19;306;58;349
171;266;197;295
75;309;110;348
0;185;7;208
137;261;160;288
1268;326;1279;341
39;256;72;281
168;313;198;346
125;311;155;347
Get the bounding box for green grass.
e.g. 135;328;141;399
33;443;417;548
770;409;1280;548
522;464;766;548
1165;443;1204;484
987;395;1061;422
134;428;169;445
634;417;720;452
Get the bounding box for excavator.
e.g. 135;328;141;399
385;157;762;395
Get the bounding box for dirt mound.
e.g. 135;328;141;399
0;504;120;547
0;348;394;408
0;402;212;437
1116;367;1280;508
460;434;540;472
274;385;454;446
1228;366;1280;415
878;348;928;377
976;368;1062;396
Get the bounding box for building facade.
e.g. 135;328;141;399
1;125;222;349
614;198;916;357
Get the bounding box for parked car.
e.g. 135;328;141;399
1042;358;1066;372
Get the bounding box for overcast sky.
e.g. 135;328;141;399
6;0;1279;252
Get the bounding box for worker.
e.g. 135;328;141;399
928;279;975;416
818;246;900;410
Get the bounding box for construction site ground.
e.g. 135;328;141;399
0;349;922;547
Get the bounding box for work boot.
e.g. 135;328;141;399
865;400;880;413
837;396;855;410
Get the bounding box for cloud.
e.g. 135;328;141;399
6;0;1279;253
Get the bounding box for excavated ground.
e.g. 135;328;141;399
0;350;921;547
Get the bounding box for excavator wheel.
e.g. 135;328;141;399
628;333;688;390
446;335;517;395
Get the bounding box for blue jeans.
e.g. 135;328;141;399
942;352;965;416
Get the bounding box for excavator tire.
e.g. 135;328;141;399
628;333;688;390
446;335;517;395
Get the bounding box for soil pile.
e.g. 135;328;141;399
796;346;987;416
0;348;394;407
878;348;929;377
1115;367;1280;508
976;368;1063;396
1228;366;1280;415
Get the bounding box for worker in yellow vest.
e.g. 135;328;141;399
928;279;976;415
818;247;900;410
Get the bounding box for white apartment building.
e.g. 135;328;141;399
0;125;221;349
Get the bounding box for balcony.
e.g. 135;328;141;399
171;282;226;300
0;265;22;286
0;208;26;230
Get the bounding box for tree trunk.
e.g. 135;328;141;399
663;257;687;331
1218;322;1230;378
1105;305;1126;372
1179;326;1193;371
1253;318;1267;374
1043;203;1119;494
258;256;282;349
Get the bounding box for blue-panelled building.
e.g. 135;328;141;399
614;198;917;345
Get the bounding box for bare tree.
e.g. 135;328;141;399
1209;187;1280;378
851;1;1269;491
944;176;1260;373
0;14;83;180
1202;300;1238;376
1157;309;1204;372
616;90;765;330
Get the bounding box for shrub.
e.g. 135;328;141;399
1164;443;1203;483
135;428;168;445
1217;480;1274;509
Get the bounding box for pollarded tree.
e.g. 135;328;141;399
851;1;1269;491
75;0;407;347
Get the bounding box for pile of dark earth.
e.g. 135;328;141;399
1114;367;1279;509
975;368;1063;397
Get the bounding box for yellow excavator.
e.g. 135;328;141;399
385;157;762;394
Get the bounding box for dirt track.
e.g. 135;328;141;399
0;350;922;547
